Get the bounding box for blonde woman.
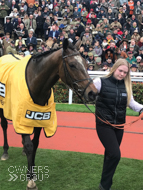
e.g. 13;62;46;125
102;18;109;29
9;8;19;17
93;59;143;190
22;14;29;26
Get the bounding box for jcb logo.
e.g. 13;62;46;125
25;110;51;120
0;82;5;98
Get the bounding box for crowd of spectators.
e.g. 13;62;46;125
1;0;143;72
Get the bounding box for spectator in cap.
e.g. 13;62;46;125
106;57;113;68
90;11;97;28
130;64;138;72
87;63;94;71
101;62;110;71
126;51;137;65
93;57;102;71
123;17;131;31
6;40;17;55
21;44;30;56
129;44;138;57
97;8;106;19
138;59;143;72
2;32;12;55
73;7;81;19
87;51;94;64
89;45;93;53
82;48;89;60
19;1;27;12
37;46;43;53
4;17;13;38
131;29;140;44
82;27;93;45
19;7;26;17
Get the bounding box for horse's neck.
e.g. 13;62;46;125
26;49;62;106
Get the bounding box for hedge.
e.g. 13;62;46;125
53;80;143;104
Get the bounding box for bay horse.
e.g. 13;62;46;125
0;39;98;190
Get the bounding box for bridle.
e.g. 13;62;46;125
62;50;93;99
62;50;142;129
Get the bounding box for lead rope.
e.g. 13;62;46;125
73;89;143;130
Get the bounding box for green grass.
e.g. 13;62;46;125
56;103;139;116
0;147;143;190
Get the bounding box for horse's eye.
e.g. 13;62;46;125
69;64;76;69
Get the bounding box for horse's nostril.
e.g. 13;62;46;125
88;91;96;101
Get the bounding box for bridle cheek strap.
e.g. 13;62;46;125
62;51;93;99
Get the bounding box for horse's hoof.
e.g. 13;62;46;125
1;153;9;160
26;179;38;190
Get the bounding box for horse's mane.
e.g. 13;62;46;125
30;41;75;63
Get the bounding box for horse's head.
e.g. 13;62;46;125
59;38;98;102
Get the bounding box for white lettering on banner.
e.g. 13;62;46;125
25;111;51;120
0;82;5;98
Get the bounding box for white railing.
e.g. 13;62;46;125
68;71;143;104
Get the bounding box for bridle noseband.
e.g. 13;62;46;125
62;50;93;99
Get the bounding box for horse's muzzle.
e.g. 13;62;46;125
87;91;97;102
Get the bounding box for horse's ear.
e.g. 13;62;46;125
63;38;69;51
74;39;81;50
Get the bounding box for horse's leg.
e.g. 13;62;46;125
22;134;37;190
22;137;26;156
0;109;9;160
22;127;42;190
31;127;42;167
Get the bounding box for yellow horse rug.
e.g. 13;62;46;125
0;54;57;137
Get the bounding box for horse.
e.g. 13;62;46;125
0;38;98;190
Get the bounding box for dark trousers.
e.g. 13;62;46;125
96;124;124;190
